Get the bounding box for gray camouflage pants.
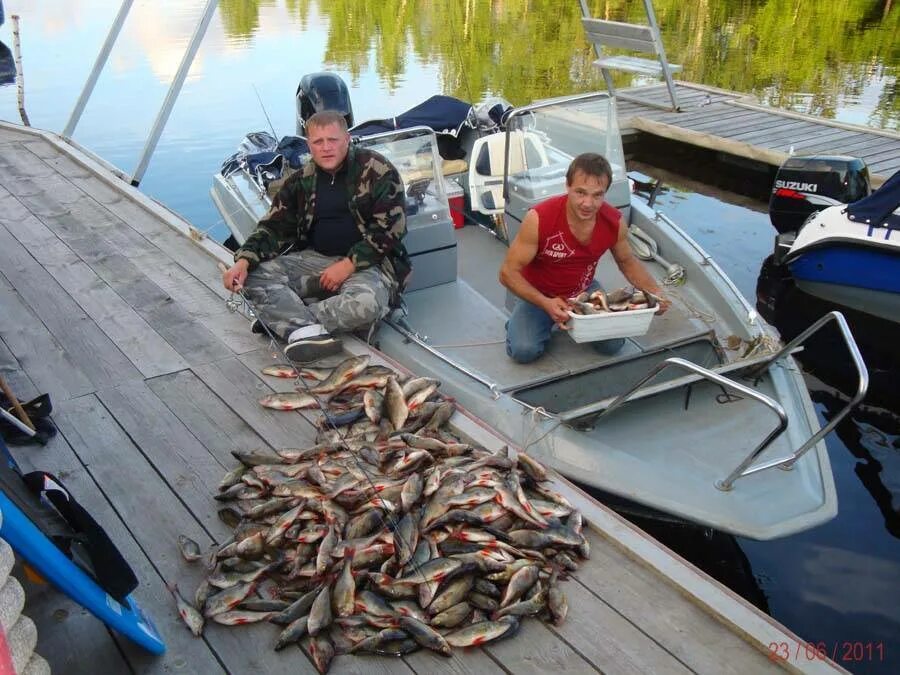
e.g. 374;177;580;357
242;250;394;339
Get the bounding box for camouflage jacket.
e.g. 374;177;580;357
235;145;410;284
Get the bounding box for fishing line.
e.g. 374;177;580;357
252;84;279;141
219;266;434;584
446;1;475;106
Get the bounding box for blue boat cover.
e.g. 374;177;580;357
350;95;475;137
847;169;900;230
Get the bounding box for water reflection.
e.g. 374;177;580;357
214;0;899;127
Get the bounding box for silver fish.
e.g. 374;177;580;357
308;634;335;674
261;364;299;378
168;583;204;637
363;389;383;423
258;392;319;411
384;376;409;431
310;355;370;394
274;614;309;650
445;618;516;647
177;534;203;562
307;583;333;637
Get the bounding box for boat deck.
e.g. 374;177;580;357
613;82;900;186
0;122;842;674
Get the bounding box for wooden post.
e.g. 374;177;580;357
11;15;30;127
0;375;35;431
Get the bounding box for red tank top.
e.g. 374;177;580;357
520;195;620;298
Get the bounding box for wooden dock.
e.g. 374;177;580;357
0;121;844;674
616;82;900;187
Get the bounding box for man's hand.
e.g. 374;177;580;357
647;289;671;315
320;258;355;292
223;259;249;291
543;296;572;328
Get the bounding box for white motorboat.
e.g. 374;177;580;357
211;83;868;539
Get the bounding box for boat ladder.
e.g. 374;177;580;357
578;0;682;111
587;311;868;489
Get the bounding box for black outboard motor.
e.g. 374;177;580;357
296;72;354;135
768;155;870;233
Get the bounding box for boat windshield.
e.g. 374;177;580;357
353;126;451;228
504;94;626;199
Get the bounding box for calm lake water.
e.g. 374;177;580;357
1;1;898;672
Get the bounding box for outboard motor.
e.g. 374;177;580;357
296;72;354;135
768;155;870;234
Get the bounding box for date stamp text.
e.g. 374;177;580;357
768;641;885;664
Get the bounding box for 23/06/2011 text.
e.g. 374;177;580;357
768;641;885;664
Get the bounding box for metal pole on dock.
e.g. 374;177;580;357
130;0;219;187
10;15;30;127
63;0;135;139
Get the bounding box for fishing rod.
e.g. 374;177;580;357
252;84;279;141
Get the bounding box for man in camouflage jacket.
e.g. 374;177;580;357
222;111;410;363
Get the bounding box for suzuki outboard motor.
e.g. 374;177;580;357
768;155;870;233
296;72;354;135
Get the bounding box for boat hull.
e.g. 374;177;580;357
788;245;900;323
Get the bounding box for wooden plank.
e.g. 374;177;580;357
0;207;189;379
681;105;772;126
854;144;900;164
95;380;235;542
29;146;233;302
404;647;505;675
629;117;790;167
147;369;273;466
123;254;263;355
791;129;885;153
702;117;813;141
53;394;315;674
0;223;144;390
684;110;778;134
836;135;900;155
867;157;900;175
573;529;779;673
7;403;221;675
551;576;693;673
780;128;872;150
16;574;132;675
73;184;230;293
0;145;59;182
728;120;817;144
0;128;29;143
34;209;234;366
0;333;38;401
483;613;599;674
192;357;319;449
0;273;96;402
671;106;760;126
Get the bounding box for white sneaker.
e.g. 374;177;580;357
288;325;329;342
285;324;342;364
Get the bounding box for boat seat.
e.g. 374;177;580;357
468;130;550;214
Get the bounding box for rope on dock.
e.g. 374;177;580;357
11;15;30;127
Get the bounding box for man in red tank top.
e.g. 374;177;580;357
500;153;669;363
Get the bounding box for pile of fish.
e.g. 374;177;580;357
171;355;586;673
567;286;659;315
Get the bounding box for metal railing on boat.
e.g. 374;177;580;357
586;311;867;490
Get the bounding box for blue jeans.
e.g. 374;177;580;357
505;281;625;364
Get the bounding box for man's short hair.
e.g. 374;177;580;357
306;110;349;133
566;153;612;187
